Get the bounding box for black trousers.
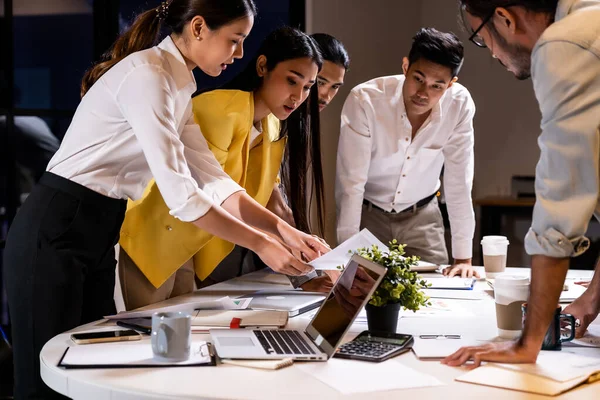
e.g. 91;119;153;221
3;172;126;399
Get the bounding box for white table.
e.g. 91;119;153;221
41;268;600;399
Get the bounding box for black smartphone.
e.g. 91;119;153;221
70;329;142;345
334;330;414;362
116;318;152;334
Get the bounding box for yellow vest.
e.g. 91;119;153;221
119;90;284;288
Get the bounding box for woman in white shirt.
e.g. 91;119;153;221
2;1;327;398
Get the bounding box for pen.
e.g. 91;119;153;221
116;320;151;335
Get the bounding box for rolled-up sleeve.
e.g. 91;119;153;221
180;113;245;205
525;41;600;258
443;94;476;260
116;64;214;222
335;91;372;244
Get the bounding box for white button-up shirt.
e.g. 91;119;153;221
48;36;242;222
525;0;600;257
335;75;476;260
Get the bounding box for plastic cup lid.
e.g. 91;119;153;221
494;274;529;286
481;235;510;245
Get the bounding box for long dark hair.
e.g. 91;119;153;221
222;27;326;235
80;0;257;96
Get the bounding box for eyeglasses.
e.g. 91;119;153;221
466;4;517;48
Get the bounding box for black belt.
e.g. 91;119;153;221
363;192;437;215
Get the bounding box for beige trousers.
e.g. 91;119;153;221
360;197;449;265
118;249;195;311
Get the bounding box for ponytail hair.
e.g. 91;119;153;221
80;0;257;97
221;27;325;235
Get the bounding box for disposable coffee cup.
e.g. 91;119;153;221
494;275;529;339
481;236;509;278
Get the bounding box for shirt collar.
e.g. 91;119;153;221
157;35;196;92
555;0;598;21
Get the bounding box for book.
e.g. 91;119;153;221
220;358;293;370
191;310;288;329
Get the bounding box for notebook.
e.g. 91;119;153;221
58;339;215;369
456;365;600;396
457;351;600;395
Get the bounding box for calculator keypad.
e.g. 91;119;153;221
337;340;400;358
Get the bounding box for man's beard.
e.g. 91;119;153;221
491;26;532;80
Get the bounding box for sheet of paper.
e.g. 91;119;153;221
296;358;443;394
565;324;600;348
399;299;474;318
422;289;485;300
309;229;388;270
309;228;439;271
496;351;600;382
412;337;479;359
60;339;211;367
105;297;246;320
424;278;475;290
559;283;587;303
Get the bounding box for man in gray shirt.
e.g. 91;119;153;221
444;0;600;366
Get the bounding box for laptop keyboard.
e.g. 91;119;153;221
253;330;316;355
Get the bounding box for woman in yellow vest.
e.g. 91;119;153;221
118;27;328;310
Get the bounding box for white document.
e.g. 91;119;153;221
422;289;485;300
60;339;212;367
296;358;443;394
559;283;587;303
496;351;600;382
424;278;475;290
412;337;479;359
105;297;247;320
565;324;600;348
309;228;437;271
309;229;388;270
399;299;474;318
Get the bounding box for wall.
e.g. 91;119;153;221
307;0;544;265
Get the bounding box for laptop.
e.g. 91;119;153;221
210;254;387;360
239;290;326;317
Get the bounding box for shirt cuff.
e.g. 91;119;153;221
202;178;245;205
287;270;319;288
168;189;214;222
524;227;590;258
451;238;473;261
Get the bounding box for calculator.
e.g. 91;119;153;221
334;331;414;362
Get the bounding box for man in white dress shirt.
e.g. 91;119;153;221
336;28;477;278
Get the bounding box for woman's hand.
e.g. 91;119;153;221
254;235;315;276
278;224;331;262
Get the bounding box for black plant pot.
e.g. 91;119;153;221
365;303;401;333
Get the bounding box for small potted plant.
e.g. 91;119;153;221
350;241;431;332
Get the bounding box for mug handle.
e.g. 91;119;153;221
559;314;576;343
156;322;169;356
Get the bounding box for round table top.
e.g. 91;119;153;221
41;267;600;400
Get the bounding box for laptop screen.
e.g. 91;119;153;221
305;254;387;357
